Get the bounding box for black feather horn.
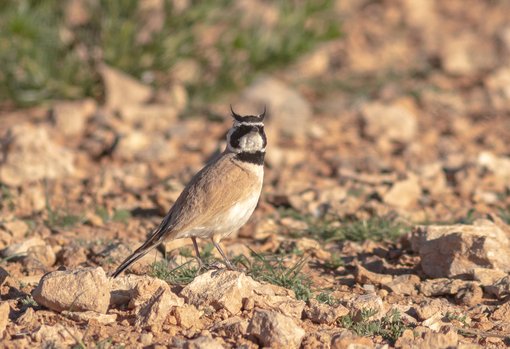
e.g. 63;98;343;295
230;105;243;121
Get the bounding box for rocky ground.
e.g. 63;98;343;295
1;0;510;348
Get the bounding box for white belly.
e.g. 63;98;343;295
182;191;261;241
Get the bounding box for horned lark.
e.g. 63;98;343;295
112;106;266;277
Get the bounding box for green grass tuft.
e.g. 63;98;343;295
280;208;408;242
339;308;409;343
236;251;313;301
0;0;341;108
149;260;199;285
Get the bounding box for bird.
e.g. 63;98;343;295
112;106;267;278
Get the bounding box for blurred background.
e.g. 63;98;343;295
0;0;510;273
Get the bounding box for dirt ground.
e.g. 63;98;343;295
1;1;510;348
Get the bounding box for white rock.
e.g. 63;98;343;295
50;99;96;136
0;125;75;186
360;100;418;144
240;75;312;137
62;311;117;325
31;324;82;346
485;67;510;111
100;64;152;111
33;267;110;313
247;309;305;349
411;220;510;278
477;151;510;181
1;236;46;258
181;270;257;315
304;299;349;324
0;302;9;338
383;175;422;209
135;285;182;329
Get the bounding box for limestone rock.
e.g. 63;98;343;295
211;316;248;338
477;151;510;181
0;124;75;186
100;64;152;111
471;268;507;287
304;299;349;325
33;267;110;313
240;75;312;137
419;278;479;297
62;311;117;325
181;270;257;315
485;67;510;111
109;274;183;308
383;175;422;209
360;100;418;144
485;275;510;299
31;324;82;347
174;304;203;329
0;301;9;338
1;236;46;259
349;293;385;321
354;264;393;286
50;99;96;136
247;309;305;349
135;285;181;330
383;274;420;295
411;220;510;278
181;336;225;349
252;283;306;319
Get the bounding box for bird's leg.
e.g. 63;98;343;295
192;237;207;270
212;240;235;270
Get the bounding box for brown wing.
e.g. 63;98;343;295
153;153;261;241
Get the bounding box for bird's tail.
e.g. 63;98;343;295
111;239;159;278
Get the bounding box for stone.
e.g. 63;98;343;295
383;175;422;209
420;326;459;349
354;264;393;286
0;301;9;338
485;67;510;111
240;75;312;137
135;285;181;330
331;330;374;349
360;100;418;144
491;301;510;321
62;311;117;325
31;324;82;347
251;283;306;319
211;316;248;338
477;151;510;181
247;309;305;349
349;293;385;321
0;267;8;286
181;270;257;315
383;274;420;295
182;336;225;349
419;279;478;297
471;268;508;286
414;298;450;322
109;274;183;308
50;99;96;136
304;299;349;325
1;220;28;239
174;304;203;329
1;236;46;259
410;220;510;278
99;64;152;111
115;131;176;162
23;244;57;268
0;124;75;186
485;275;510;299
33;267;110;313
